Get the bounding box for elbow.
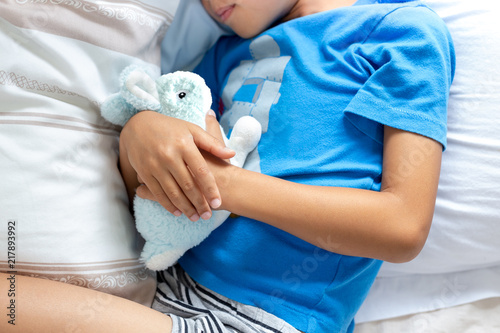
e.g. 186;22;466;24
383;218;431;264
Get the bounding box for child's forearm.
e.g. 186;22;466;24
214;127;442;263
220;169;421;262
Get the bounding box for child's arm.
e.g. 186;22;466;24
119;111;235;221
136;113;441;262
201;116;442;263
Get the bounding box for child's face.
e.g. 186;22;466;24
202;0;298;38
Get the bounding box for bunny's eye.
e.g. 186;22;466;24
178;91;187;99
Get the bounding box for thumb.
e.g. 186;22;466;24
194;110;235;159
205;110;224;141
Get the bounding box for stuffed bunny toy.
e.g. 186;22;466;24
101;65;261;270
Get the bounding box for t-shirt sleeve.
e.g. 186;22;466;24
344;5;455;150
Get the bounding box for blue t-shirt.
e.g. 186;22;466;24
179;1;455;332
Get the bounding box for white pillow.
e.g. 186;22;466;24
0;0;216;306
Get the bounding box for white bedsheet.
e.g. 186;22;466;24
355;297;500;333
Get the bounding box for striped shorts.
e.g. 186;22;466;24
152;264;301;333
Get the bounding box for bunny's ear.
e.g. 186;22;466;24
126;70;160;102
120;67;161;111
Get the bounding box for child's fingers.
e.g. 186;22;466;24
157;176;207;222
205;110;225;142
136;174;184;217
163;149;213;220
135;183;155;201
183;146;222;210
135;184;181;217
136;165;203;221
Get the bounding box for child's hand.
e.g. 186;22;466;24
120;111;235;221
